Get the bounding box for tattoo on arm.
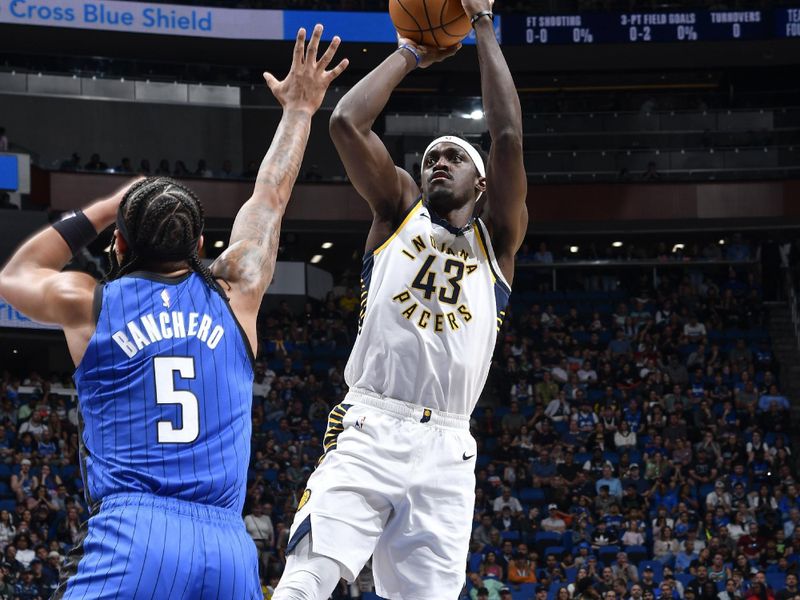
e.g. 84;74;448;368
252;109;312;199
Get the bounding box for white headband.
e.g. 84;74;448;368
421;136;486;203
422;135;486;178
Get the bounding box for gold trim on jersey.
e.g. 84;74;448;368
472;222;496;284
373;199;424;256
321;403;352;456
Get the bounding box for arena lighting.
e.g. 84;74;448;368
719;239;726;245
213;241;225;249
321;242;334;249
569;246;579;253
612;241;623;248
310;255;323;264
672;244;685;252
469;109;485;120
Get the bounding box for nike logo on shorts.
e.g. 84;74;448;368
462;452;475;461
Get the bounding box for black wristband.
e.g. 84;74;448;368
471;11;493;27
52;210;98;254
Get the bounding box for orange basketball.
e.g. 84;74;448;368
389;0;471;48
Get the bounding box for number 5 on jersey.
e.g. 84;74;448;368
154;356;200;444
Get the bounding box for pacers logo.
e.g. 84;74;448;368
297;489;311;511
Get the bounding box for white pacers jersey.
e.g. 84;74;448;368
344;198;511;416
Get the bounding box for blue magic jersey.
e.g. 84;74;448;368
74;272;254;512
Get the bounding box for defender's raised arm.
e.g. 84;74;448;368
211;25;347;352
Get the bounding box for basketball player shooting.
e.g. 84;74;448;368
0;25;346;600
274;2;527;599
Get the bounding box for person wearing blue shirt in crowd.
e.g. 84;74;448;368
597;465;623;499
758;384;790;412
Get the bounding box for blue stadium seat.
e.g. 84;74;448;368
468;552;483;573
676;573;693;589
517;583;537;600
599;545;620;564
625;544;648;564
767;573;785;592
0;499;15;512
0;464;10;479
544;545;565;558
535;532;563;546
502;531;521;541
520;488;545;504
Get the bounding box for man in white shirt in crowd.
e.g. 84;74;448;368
540;504;566;533
244;502;275;575
493;486;524;515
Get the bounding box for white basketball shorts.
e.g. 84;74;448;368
285;388;477;600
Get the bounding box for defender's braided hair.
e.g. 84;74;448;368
107;176;229;300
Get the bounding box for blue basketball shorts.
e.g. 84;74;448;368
54;492;261;600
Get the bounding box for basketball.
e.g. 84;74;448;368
389;0;471;48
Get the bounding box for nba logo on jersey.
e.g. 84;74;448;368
160;289;171;308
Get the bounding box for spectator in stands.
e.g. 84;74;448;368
597;465;623;499
481;552;504;580
0;127;7;152
494;486;523;515
541;504;566;533
534;243;554;264
194;159;213;177
609;329;632;355
173;160;190;177
244;503;274;575
612;552;639;584
155;158;171;175
83;153;108;171
138;159;151;174
591;521;619;549
473;514;499;551
502;401;526;434
725;235;751;261
643;162;661;181
757;385;790;413
653;527;680;563
219;159;235;178
737;523;765;561
508;552;537;584
114;157;133;173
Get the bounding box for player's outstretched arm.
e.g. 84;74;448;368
0;182;130;328
466;0;528;285
329;38;459;236
211;25;347;346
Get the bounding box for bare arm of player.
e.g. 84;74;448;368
464;0;528;285
0;181;134;363
329;39;459;250
211;25;348;352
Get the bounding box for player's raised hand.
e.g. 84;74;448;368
264;24;349;114
460;0;494;18
397;34;461;69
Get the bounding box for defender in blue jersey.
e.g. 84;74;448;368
0;25;347;600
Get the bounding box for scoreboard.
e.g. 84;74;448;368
501;8;800;45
